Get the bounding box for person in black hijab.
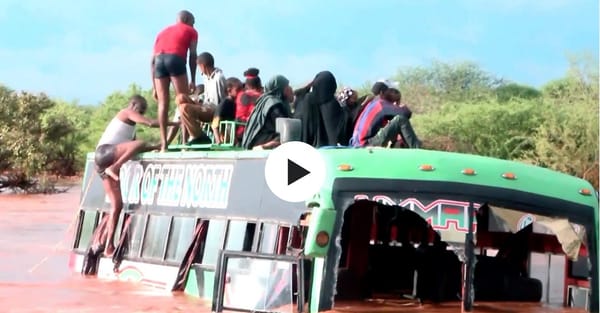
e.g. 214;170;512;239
293;71;344;147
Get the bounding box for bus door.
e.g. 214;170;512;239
211;250;308;313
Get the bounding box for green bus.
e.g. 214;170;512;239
70;130;598;312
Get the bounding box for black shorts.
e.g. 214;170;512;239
154;53;187;79
94;144;116;177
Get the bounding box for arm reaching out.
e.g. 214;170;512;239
188;30;198;90
126;109;159;127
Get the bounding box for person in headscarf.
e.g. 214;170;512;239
293;71;344;147
240;75;293;150
337;87;363;146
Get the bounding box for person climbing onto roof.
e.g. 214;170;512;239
212;77;243;144
240;75;294;150
197;52;227;109
152;10;199;152
234;68;263;143
293;70;344;147
95;95;176;256
350;88;422;148
174;93;214;145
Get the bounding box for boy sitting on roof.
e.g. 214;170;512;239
166;84;205;145
212;77;243;144
172;93;214;145
350;88;422;148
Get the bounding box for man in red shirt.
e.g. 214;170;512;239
151;10;198;152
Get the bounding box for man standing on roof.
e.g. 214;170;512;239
151;10;198;152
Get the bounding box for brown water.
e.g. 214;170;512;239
0;185;586;313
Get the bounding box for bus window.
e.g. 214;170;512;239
225;221;256;252
243;223;256;252
259;223;279;254
225;220;247;251
166;217;196;263
112;212;125;245
141;215;172;260
126;214;146;258
76;210;98;251
202;220;227;265
276;226;290;254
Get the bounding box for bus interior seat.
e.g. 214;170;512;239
336;202;465;302
474;224;542;302
415;242;462;302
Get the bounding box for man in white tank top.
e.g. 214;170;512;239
94;95;177;257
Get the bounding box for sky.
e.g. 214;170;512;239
0;0;598;104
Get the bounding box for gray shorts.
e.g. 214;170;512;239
94;144;116;178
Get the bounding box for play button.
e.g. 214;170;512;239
264;141;327;203
288;159;310;185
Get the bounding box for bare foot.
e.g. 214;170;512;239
105;167;120;181
104;245;115;258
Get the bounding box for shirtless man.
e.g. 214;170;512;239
152;10;198;152
94;95;176;256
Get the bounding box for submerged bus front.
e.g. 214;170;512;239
70;150;310;297
300;148;599;313
70;147;599;313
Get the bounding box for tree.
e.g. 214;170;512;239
0;85;92;192
523;53;599;188
522;101;599;188
413;99;542;160
389;60;505;113
41;100;91;176
0;88;55;176
495;83;542;103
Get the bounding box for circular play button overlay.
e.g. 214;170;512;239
264;141;327;203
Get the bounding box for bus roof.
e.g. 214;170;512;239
85;147;598;213
317;147;598;211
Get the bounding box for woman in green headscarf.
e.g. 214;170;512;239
240;75;293;150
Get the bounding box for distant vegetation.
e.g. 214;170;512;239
0;52;597;193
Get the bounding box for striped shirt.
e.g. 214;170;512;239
350;98;411;147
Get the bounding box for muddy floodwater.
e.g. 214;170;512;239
0;184;587;313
